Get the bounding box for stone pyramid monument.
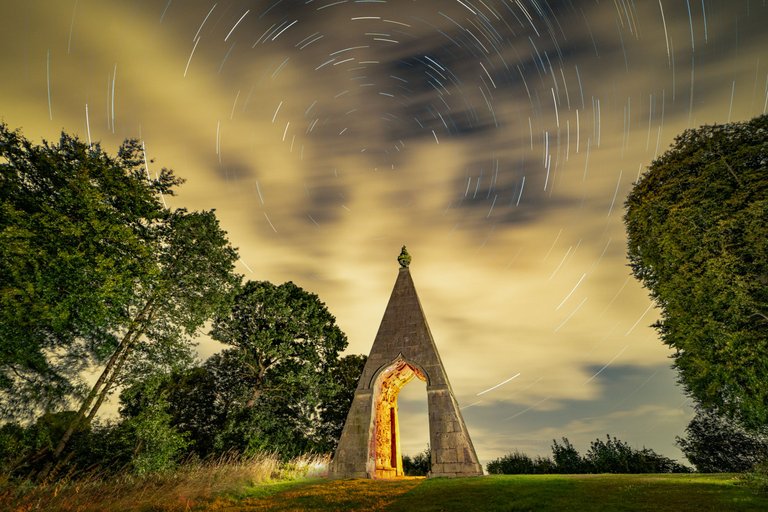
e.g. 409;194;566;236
329;247;483;478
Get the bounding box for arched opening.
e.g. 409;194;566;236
370;359;427;478
397;374;429;472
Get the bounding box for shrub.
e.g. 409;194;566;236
486;451;536;474
742;461;768;495
486;451;556;475
402;446;431;476
487;435;689;475
677;406;768;472
585;435;690;474
551;437;586;473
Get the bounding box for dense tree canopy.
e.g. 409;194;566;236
624;115;768;428
208;280;352;457
210;280;349;408
0;125;240;471
0;124;180;417
117;283;362;461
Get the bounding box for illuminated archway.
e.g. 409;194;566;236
370;357;427;478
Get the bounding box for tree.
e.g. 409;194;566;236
208;281;350;457
52;208;240;462
119;375;190;475
1;124;179;419
624;115;768;428
115;282;357;460
677;406;768;472
314;354;367;453
0;125;241;468
211;280;347;400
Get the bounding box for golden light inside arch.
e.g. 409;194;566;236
370;359;427;478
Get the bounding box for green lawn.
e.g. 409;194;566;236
206;473;768;512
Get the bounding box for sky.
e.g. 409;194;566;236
1;0;766;467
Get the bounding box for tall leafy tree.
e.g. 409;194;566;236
52;208;240;460
209;280;349;456
624;115;768;428
210;280;348;407
0;124;241;466
1;124;178;418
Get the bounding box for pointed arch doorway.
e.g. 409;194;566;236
370;357;427;478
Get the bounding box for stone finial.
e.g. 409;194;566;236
397;245;411;268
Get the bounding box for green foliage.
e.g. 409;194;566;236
116;283;362;462
551;437;587;474
0;412;99;478
0;124;241;473
0;124;179;418
314;354;367;452
585;435;634;473
624;115;768;428
122;378;190;475
402;446;431;476
208;280;350;456
584;435;689;474
486;450;555;475
487;436;688;475
677;406;768;472
743;461;768;495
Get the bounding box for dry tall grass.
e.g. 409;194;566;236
0;452;329;512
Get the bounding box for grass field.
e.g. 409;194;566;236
205;473;768;512
4;464;767;511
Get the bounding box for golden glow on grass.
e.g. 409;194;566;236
210;477;424;511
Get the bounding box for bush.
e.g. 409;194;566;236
487;435;689;475
677;406;768;472
585;435;689;474
742;461;768;495
402;446;431;476
487;451;536;474
551;437;586;474
585;435;633;473
486;451;556;475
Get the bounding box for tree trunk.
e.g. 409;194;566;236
51;297;155;460
85;299;159;423
86;327;143;423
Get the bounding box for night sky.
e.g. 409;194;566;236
2;0;767;466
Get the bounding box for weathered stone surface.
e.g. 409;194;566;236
329;258;483;479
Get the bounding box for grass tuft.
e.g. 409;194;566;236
0;452;329;512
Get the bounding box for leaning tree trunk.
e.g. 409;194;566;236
51;298;156;460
